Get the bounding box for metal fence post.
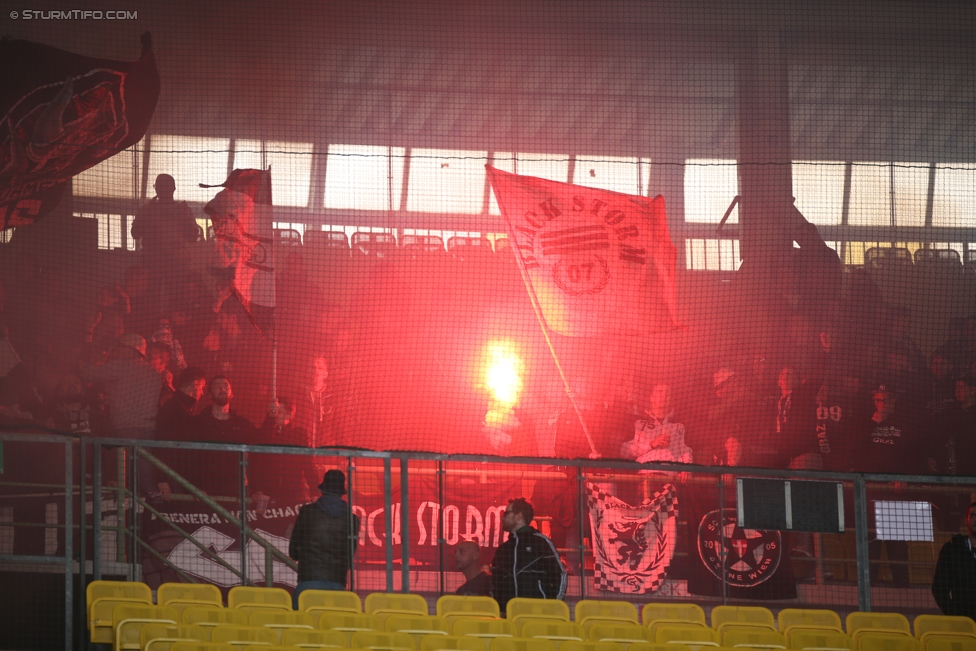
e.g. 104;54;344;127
347;455;356;593
93;441;102;581
78;439;86;651
400;458;409;593
854;475;872;611
240;450;248;585
130;445;138;579
437;460;445;596
577;466;586;600
64;440;73;651
384;457;394;592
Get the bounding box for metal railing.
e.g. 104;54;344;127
2;431;975;651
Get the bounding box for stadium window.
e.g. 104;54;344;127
148;135;231;203
77;212;125;250
932;163;976;228
273;222;306;240
848;162;928;227
402;228;482;247
406;149;488;214
234;140;313;207
324;144;405;211
571;156;651;195
792;161;845;226
0;228;14;243
684;238;740;271
489;152;571;215
74;138;145;199
126;216;136;251
684;159;738;223
322;224;395;243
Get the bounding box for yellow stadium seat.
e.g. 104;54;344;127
350;630;416;649
210;624;279;647
158;583;225;614
300;590;363;617
421;635;487;651
924;636;976;651
183;607;249;629
558;642;622;651
385;614;451;647
845;614;911;642
280;628;347;649
170;643;235;651
321;612;382;632
575;601;640;630
141;623;209;651
228;587;293;612
436;596;500;622
240;646;297;651
655;624;720;650
722;628;785;649
914;617;976;643
250;608;315;632
630;644;693;651
490;638;556;651
453;616;517;651
789;631;854;651
505;598;571;631
587;623;652;644
642;605;706;628
711;607;776;632
778;610;843;638
520;619;585;647
113;604;179;651
87;580;154;643
365;593;430;625
858;633;919;651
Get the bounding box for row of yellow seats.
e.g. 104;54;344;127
158;640;696;651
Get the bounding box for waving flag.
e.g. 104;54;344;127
0;33;159;228
487;166;678;336
203;168;275;310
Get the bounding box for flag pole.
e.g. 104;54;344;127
488;168;600;459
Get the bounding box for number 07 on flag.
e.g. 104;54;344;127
487;165;680;337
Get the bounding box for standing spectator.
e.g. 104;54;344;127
193;376;256;444
491;497;566;614
943;377;976;477
290;355;336;448
619;383;692;463
289;470;360;609
79;334;160;439
454;541;492;596
87;285;130;362
932;502;976;618
130;174;199;312
926;353;957;420
157;366;206;439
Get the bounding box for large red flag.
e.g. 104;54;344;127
487;166;678;336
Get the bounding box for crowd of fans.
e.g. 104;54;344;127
0;175;975;498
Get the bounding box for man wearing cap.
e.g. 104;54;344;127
289;470;360;609
79;333;161;439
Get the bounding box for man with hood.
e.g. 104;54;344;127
289;470;360;609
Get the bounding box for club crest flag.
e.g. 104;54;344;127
487;166;678;336
203;168;275;309
586;481;677;594
0;33;159;228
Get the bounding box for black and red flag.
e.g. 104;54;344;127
0;32;160;228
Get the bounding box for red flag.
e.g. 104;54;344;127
203;168;275;309
0;33;159;228
487;166;679;336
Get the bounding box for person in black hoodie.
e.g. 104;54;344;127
490;497;566;614
932;502;976;618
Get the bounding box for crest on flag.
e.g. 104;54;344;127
697;508;782;588
203;168;276;311
487;166;678;336
586;481;677;594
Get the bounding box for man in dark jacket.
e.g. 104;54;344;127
490;497;566;614
289;470;360;609
932;502;976;618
